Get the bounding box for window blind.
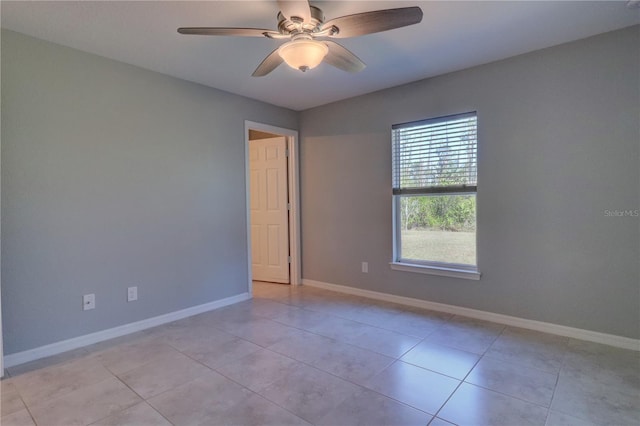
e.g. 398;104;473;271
392;112;477;195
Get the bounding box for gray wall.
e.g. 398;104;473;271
2;25;638;356
299;26;640;339
1;30;298;354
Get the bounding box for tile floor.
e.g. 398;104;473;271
1;282;639;426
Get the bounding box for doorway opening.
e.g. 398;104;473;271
244;121;300;296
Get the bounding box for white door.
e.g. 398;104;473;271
249;137;290;283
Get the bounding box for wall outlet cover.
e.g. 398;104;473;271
128;286;138;302
83;294;95;310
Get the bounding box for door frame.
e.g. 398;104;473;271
1;116;3;376
244;121;301;294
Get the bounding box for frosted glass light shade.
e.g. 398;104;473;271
278;39;329;72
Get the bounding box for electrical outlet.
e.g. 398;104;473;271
362;262;368;273
83;294;95;310
127;286;138;302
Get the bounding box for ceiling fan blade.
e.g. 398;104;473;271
323;41;366;73
177;27;280;38
252;48;284;77
321;6;423;38
278;0;311;22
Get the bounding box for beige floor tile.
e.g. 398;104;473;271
306;315;371;342
300;297;367;319
217;392;312;426
11;357;113;406
401;341;480;380
379;308;451;338
156;324;238;354
184;336;262;369
252;281;296;300
179;309;229;326
221;317;311;347
306;339;395;385
6;347;91;377
267;326;396;385
486;327;569;373
238;298;302;319
215;348;302;392
466;356;558;407
90;402;172;426
562;339;640;390
267;328;336;362
365;361;460;415
347;325;422;358
0;408;36;426
438;382;548;426
117;350;211;399
317;388;432;426
194;304;256;328
429;417;456;426
551;370;639;425
274;293;304;307
1;380;26;416
258;363;362;424
84;331;155;354
91;338;180;375
216;298;295;319
142;319;194;340
147;371;252;425
270;307;333;331
153;321;235;348
426;316;504;354
337;303;406;328
545;410;596;426
29;377;141;426
280;290;332;310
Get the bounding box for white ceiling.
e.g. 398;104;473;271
2;1;638;110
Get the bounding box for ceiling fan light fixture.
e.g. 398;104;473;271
278;39;328;72
179;4;423;76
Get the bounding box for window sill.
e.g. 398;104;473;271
389;262;481;280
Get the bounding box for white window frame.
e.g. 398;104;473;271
390;113;481;280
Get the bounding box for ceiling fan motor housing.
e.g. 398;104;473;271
277;5;324;35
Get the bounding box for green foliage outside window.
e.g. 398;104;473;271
400;195;476;232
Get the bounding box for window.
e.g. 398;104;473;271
391;112;479;278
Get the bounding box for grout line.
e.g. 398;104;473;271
21;402;38;426
107;374;176;426
167;345;320;424
546;367;562;424
450;378;557;413
3;387;38;426
480;351;564;376
208;362;315;422
431;378;465;422
428;347;485;421
140;402;176;426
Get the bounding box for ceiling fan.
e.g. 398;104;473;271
177;0;423;77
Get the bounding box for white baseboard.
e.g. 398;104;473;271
302;279;639;351
4;292;251;368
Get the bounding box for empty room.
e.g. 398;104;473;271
1;1;639;425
